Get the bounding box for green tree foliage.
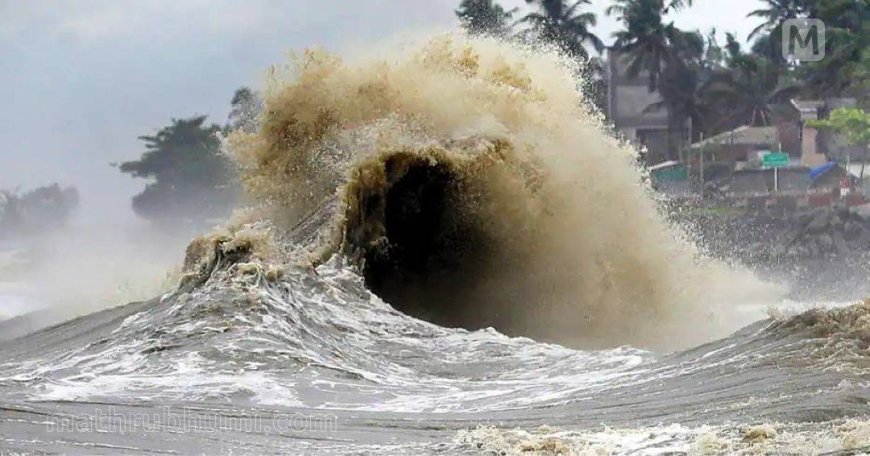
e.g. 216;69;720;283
645;30;716;143
513;0;609;113
606;0;694;91
809;107;870;147
605;0;698;155
742;0;868;99
797;0;869;99
118;86;263;229
456;0;517;37
0;184;79;238
450;0;863;156
706;38;801;129
852;47;870;109
519;0;605;59
809;107;870;180
118;116;237;229
748;0;807;41
602;0;862;152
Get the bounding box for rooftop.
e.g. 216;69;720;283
690;126;779;149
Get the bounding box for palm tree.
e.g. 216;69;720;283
797;0;869;98
456;0;517;37
707;50;800;130
606;0;694;92
519;0;605;59
645;30;717;143
747;0;806;41
606;0;693;17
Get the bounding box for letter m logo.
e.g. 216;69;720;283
782;18;826;62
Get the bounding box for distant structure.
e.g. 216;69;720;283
606;49;672;163
674;98;866;208
688;126;785;167
791;99;827;167
685;98;861;168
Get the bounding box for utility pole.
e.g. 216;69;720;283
699;133;705;195
861;146;867;187
774;143;782;193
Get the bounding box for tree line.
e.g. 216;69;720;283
457;0;868;157
0;184;79;239
118;0;867;228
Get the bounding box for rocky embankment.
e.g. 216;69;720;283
671;203;870;300
783;206;870;259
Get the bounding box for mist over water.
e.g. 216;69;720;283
0;222;186;336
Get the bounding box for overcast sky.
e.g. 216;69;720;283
0;0;764;223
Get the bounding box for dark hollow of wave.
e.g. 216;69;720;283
345;154;503;331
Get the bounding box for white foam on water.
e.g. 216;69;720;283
454;419;870;455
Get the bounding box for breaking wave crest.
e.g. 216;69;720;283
222;34;778;350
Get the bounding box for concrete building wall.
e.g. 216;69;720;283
607;49;671;162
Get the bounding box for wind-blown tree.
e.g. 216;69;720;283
743;0;867;102
118;116;237;229
606;0;697;157
519;0;605;60
606;0;694;91
743;0;805;70
743;31;789;69
456;0;517;37
707;39;801;130
797;0;869;99
747;0;807;41
645;30;719;143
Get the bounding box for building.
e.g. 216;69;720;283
790;99;827;167
606;49;672;163
688;126;783;165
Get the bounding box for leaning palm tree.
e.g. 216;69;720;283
747;0;807;41
456;0;518;37
606;0;695;92
519;0;605;59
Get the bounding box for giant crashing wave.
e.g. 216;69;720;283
179;34;783;351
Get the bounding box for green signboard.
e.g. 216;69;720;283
762;152;789;168
651;164;688;182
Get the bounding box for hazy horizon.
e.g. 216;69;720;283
0;0;764;224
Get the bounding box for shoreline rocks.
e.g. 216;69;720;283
669;202;870;300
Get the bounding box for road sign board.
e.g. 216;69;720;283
762;152;789;168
